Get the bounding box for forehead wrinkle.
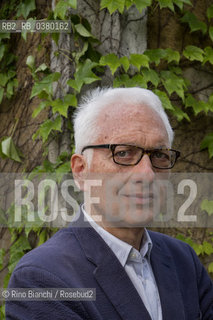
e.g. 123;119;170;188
98;103;165;128
95;103;168;146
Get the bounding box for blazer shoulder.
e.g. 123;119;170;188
148;229;210;278
148;229;190;248
148;229;198;259
13;227;79;272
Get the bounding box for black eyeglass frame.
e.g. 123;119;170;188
81;144;180;169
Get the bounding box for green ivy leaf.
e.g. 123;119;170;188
157;0;174;11
55;161;71;173
67;79;78;91
0;33;10;41
67;59;100;92
203;47;213;64
154;91;189;121
201;199;213;216
120;56;130;72
144;49;167;65
113;74;147;88
207;4;213;20
185;94;210;115
154;90;175;111
14;78;18;87
202;241;213;255
9;235;31;273
209;26;213;42
196;101;210;114
65;93;77;106
6;81;14;96
141;69;160;87
200;132;213;158
0;87;4;104
75;24;95;38
129;54;150;70
194;244;205;256
52;33;60;45
52;94;77;117
131;74;147;88
37;230;47;247
173;0;192;10
100;54;121;75
113;74;131;87
0;137;22;162
180;12;207;34
5;53;16;67
160;70;186;100
58;151;70;161
6;78;17;98
0;44;6;61
133;0;152;13
0;73;9;87
54;0;77;19
209;94;213;111
26;55;35;70
176;234;202;255
63;93;77;107
165;48;180;63
74;42;89;63
183;45;204;62
16;0;36;19
7;70;16;80
100;0;125;14
0;248;5;269
172;105;190;121
21;30;28;41
30;72;61;98
208;262;213;274
125;0;134;10
32;100;50;118
3;273;11;288
35;63;48;73
33;116;62;142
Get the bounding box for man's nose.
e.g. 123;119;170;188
131;154;155;182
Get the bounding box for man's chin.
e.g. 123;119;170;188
102;208;154;228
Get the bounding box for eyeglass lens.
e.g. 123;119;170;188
113;145;176;168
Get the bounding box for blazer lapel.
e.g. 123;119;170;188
94;250;152;320
149;232;185;320
72;214;152;320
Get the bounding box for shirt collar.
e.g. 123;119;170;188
81;205;153;267
140;228;153;260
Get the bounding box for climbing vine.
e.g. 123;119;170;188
0;0;213;317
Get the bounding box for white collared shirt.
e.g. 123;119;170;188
82;206;162;320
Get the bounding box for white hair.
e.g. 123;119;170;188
73;87;174;154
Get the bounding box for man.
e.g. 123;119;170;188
6;87;213;319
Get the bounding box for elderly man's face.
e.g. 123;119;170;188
73;103;170;227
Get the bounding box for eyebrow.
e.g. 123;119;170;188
156;145;168;149
118;143;168;149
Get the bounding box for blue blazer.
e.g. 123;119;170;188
6;213;213;320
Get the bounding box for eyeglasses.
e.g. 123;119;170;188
81;144;180;169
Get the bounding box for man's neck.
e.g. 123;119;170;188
83;205;144;250
102;226;144;251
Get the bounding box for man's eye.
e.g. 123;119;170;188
153;151;169;160
115;151;130;158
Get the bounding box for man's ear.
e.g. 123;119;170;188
71;154;87;191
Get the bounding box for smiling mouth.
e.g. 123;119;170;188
121;193;154;205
